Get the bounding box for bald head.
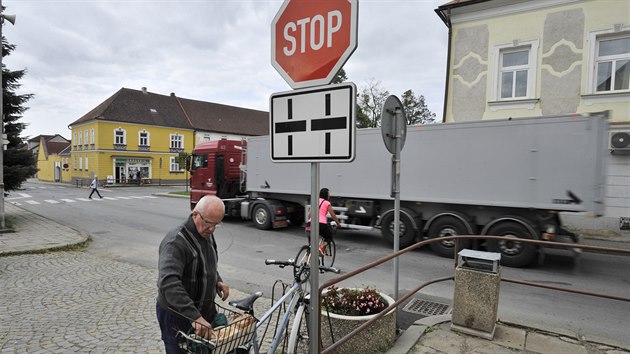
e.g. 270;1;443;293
192;196;225;237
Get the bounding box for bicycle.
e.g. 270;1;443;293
173;252;339;354
301;223;337;268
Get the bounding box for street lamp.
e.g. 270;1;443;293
0;1;16;229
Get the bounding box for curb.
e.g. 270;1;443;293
386;314;451;354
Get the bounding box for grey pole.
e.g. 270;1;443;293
393;107;402;302
309;162;320;354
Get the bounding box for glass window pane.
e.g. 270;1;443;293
596;62;612;91
501;72;513;98
599;37;630;57
515;70;528;97
503;50;528;67
614;59;630;90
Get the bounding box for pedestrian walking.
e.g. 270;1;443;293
156;195;230;353
88;177;103;199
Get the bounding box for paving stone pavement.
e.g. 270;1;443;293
0;251;164;353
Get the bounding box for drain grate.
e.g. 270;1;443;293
402;298;451;316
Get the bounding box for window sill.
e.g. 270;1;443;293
582;92;630;106
488;98;539;112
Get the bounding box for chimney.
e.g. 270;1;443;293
141;87;148;94
170;92;176;97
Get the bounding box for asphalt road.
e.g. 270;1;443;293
7;180;630;345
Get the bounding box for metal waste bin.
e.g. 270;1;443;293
451;249;501;340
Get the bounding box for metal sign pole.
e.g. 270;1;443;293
309;162;320;354
393;107;401;303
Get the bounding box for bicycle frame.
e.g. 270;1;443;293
249;279;306;354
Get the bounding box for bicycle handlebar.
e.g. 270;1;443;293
264;259;295;267
264;259;340;274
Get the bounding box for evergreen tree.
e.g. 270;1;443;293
2;36;36;192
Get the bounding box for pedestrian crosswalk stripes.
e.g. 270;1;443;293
9;195;159;206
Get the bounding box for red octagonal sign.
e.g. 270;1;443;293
272;0;358;89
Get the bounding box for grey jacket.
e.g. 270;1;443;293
157;216;222;323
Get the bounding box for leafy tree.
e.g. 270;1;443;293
401;89;436;125
357;79;389;128
2;36;36;192
332;68;370;128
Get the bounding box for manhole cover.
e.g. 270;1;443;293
402;298;451;316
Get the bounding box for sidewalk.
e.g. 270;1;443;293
1;202;629;353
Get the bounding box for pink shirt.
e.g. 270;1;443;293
318;198;331;222
306;198;331;230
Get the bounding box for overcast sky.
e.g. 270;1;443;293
3;0;448;140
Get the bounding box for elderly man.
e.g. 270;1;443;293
156;195;230;353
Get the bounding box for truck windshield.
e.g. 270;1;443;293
191;154;207;170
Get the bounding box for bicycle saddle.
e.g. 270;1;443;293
229;291;263;312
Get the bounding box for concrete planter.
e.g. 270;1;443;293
320;290;396;354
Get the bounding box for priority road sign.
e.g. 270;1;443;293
270;83;356;162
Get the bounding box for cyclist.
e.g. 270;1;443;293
305;188;341;255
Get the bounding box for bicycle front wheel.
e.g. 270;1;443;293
287;302;309;354
294;245;311;281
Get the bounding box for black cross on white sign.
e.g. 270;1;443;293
270;83;356;162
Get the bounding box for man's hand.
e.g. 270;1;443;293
217;281;230;301
192;316;213;340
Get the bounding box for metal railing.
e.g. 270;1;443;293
317;235;630;353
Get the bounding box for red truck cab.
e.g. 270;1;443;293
189;139;245;209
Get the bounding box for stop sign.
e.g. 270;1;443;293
272;0;358;89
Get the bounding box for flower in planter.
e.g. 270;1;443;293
322;286;387;316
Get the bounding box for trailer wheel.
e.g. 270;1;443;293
381;212;416;248
252;204;272;230
486;221;537;267
427;216;472;258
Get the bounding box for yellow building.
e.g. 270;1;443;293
33;135;71;183
67;87;268;186
436;0;630;230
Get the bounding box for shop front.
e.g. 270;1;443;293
113;157;152;184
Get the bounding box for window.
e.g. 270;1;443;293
73;132;77;146
79;156;83;170
73;156;77;170
90;128;95;144
84;130;88;145
500;50;529;98
170;134;183;150
85;156;89;170
139;130;150;146
493;40;538;101
170;156;182;172
594;35;630;92
78;131;83;146
192;154;208;169
114;128;126;145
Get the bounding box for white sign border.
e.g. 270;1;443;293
270;82;356;163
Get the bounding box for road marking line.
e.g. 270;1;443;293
61;199;76;203
44;200;60;204
26;200;40;205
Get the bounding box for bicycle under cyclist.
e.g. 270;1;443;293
305;188;341;255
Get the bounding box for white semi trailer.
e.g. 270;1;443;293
190;111;609;267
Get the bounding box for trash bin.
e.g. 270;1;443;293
451;249;501;340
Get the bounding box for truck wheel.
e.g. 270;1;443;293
252;204;272;230
486;221;537;267
427;216;472;258
381;212;416;248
